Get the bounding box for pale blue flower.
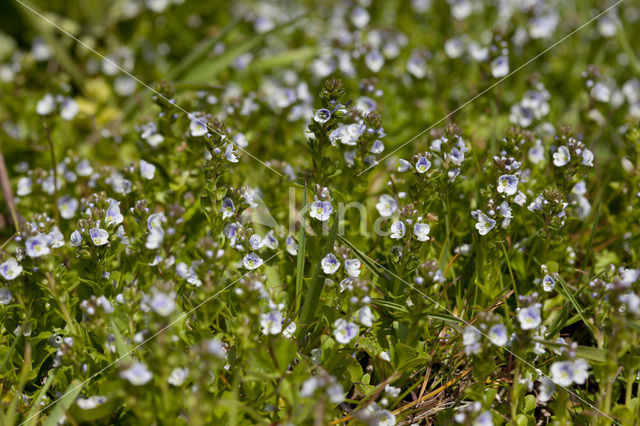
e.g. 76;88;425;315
220;197;235;220
550;361;574;386
517;304;541;330
263;230;278;249
243;252;263;270
497;174;519;196
581;149;594;167
491;55;509;78
376;194;397;217
333;318;358;344
286;236;298;255
249;234;263;250
553;146;570;167
260;310;284;335
365;50;384;73
415;155;431;173
26;234;50;258
105;204;124;225
70;230;82;246
475;213;496;235
321;253;340;274
189;116;207;137
390;220;406;239
313;108;331;123
344;259;361;277
398;159;411;172
449;147;465;165
0;258;22;280
90;227;109;246
542;274;556;291
413;222;430;241
310;201;333;221
120;362;153;386
139;159;156;180
488;324;508;346
168;367;189;386
462;326;481;354
150;291;176;316
224;143;238;162
58;196;78;219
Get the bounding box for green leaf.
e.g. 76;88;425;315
181;15;307;82
298;216;339;329
295;183;307;313
168;20;240;80
42;380;84;426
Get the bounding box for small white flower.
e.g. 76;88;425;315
36;94;56;115
333;318;358;344
219;197;235;220
491;55;509;78
550;361;574;386
497;174;519;196
488;324;508;346
390;220;406;239
17;177;32;196
90;227;109;246
224;143;238;162
376;195;397;217
572;358;590;385
344;259;361;277
120;362;153;386
60;98;79;120
542;274;556;291
537;376;555;402
462;326;482;354
285;236;298;256
321;253;340;275
139;159;156;179
168;367;189;386
313;108;331;123
58;196;79;219
260;310;284;335
413;222;430;241
70;230;82;247
189;116;207;137
475;213;496;236
0;258;23;280
398;159;412;172
145;228;164;250
243;252;263;270
105;204;124;225
517;304;542;330
309;201;333;221
581;149;594;167
553;146;570;167
358;305;374;327
150;291;176;316
415;155;431;173
26;234;51;258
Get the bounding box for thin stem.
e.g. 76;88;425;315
501;242;519;304
44;123;60;224
0;142;21;233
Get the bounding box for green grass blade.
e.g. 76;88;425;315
25;368;57;426
299;216;339;328
556;275;597;339
181;14;307;83
295;183;307;313
42;380;84;426
168;20;240;80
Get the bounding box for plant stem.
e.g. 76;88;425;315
44;123;60;225
0;142;21;233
